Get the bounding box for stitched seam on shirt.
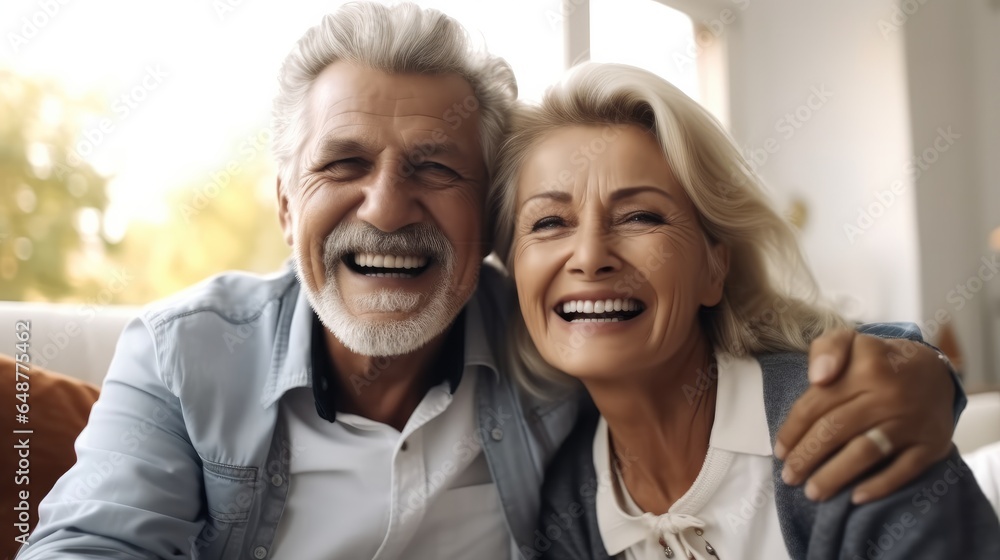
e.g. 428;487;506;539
159;305;270;326
201;457;259;482
145;272;297;327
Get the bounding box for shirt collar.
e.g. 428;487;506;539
594;417;652;556
709;353;773;456
310;310;466;423
594;352;772;555
261;271;501;409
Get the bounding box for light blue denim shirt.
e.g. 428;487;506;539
18;263;580;559
16;262;963;559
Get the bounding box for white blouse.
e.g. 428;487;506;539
594;353;790;560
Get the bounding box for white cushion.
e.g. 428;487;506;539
0;301;138;387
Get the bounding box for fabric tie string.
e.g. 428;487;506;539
640;512;712;559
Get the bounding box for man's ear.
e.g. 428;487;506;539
277;176;294;246
701;241;730;307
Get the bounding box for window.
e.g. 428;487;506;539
578;0;729;126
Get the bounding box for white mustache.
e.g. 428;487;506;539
321;222;453;273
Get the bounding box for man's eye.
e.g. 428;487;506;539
621;211;665;225
419;162;458;175
323;158;370;179
531;216;566;232
326;158;366;170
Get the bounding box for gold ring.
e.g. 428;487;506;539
864;427;893;457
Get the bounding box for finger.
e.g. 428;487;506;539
799;421;903;501
779;396;868;486
808;328;856;385
774;384;853;461
850;445;948;505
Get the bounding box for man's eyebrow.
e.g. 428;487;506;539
609;185;673;202
520;190;572;209
406;138;461;160
311;136;373;162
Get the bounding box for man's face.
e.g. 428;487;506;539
279;62;487;356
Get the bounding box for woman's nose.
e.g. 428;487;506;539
565;226;621;279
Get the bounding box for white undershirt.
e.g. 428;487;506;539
270;369;510;560
595;353;789;560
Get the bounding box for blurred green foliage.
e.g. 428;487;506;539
0;71;289;304
0;70;112;301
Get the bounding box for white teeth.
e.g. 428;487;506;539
558;298;643;315
353;253;429;269
570;317;622;323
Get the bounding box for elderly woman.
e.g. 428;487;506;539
490;63;1000;559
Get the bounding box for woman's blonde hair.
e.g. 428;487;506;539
488;62;845;394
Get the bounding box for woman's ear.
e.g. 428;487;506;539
700;240;730;307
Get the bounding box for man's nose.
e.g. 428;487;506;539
355;167;425;232
565;226;622;279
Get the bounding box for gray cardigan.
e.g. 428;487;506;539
532;352;1000;559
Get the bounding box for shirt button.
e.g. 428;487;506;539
270;474;283;487
401;441;409;452
253;546;268;559
490;427;503;441
320;377;328;391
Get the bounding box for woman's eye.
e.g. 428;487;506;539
530;216;566;232
621;211;665;225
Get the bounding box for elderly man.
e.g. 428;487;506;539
19;3;962;559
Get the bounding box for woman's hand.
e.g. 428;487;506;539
774;328;956;504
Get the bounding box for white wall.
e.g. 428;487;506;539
903;0;1000;385
718;0;999;384
722;0;921;323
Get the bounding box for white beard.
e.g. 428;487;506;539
295;224;473;357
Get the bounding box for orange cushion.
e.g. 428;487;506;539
0;352;99;555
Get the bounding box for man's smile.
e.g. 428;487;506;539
343;253;432;279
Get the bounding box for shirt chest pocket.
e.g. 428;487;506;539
202;459;258;523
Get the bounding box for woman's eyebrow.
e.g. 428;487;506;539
519;190;572;209
609;185;673;202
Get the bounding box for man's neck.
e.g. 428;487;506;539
324;324;456;432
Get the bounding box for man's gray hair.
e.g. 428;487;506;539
272;1;517;189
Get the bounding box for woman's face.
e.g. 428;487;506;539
512;124;726;380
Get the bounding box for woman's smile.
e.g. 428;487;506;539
511;123;725;380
